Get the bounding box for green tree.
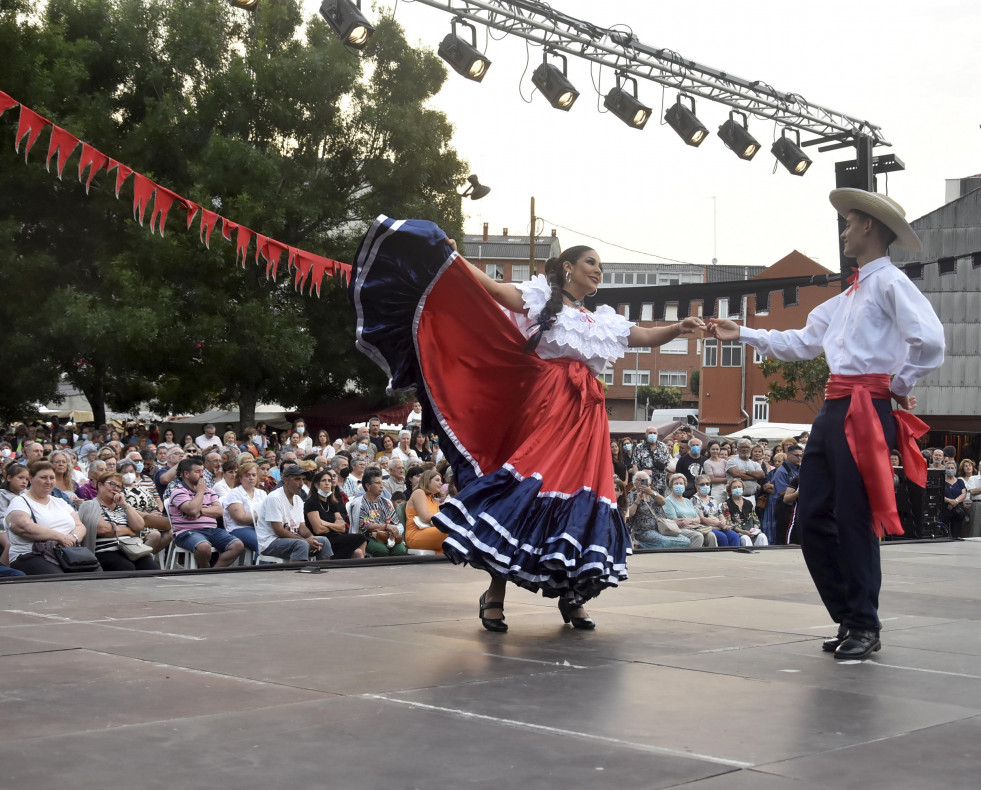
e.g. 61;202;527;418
758;354;830;415
0;0;466;425
638;385;683;410
688;369;700;397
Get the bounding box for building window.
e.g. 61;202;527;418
623;273;634;284
717;297;729;320
753;395;770;423
721;340;743;367
623;370;650;386
510;264;529;281
631;346;652;354
641;303;653;321
659;370;688;387
485;263;503;280
664;303;678;321
703;338;718;367
753;347;765;364
614;272;625;284
602;272;612;284
601;369;614;386
619;304;631;320
661;338;689;355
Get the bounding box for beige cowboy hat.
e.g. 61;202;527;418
829;188;921;252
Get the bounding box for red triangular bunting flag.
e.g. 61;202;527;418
221;217;238;242
291;249;314;291
45;126;80;179
15;105;49;162
150;187;182;236
338;262;352;284
254;234;268;271
235;226;254;266
77;143;109;194
107;159;133;198
131;173;156;225
184;201;201;229
199;209;219;248
0;91;18;119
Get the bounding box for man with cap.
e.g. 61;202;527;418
708;189;945;660
256;465;332;563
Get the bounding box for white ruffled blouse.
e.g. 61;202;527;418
511;275;632;376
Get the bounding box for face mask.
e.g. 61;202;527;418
59;438;68;445
946;469;956;478
690;446;701;456
357;443;368;452
297;427;306;435
1;449;10;458
672;484;686;496
122;473;137;485
81;434;88;440
731;488;743;498
699;485;711;496
623;443;633;452
135;462;144;473
318;488;330;498
647;433;657;443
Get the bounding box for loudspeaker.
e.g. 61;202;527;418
895;467;946;539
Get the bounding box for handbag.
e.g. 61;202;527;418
103;505;154;560
656;517;682;537
54;545;103;573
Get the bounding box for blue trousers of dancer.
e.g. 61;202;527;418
798;396;896;634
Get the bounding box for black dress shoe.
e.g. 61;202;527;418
478;591;508;633
834;629;881;660
822;624;849;653
558;598;595;630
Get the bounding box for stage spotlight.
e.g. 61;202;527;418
771;128;812;175
718;110;760;160
460;174;491;200
664;94;709;147
531;53;579;111
438;19;491;82
229;0;260;8
319;0;374;49
603;74;650;129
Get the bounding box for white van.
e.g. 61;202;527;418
648;409;699;427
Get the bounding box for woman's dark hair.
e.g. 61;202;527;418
362;468;383;488
525;245;594;352
1;463;28;490
308;469;342;506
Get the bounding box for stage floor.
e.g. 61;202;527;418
2;541;980;789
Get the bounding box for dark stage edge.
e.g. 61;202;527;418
2;541;980;789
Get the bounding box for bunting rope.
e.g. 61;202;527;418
0;90;351;296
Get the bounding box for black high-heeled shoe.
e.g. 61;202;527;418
558;598;596;630
479;591;508;633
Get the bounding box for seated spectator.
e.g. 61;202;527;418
303;469;366;559
351;467;406;557
19;440;45;467
154;445;185;501
77;460;107;500
222;431;239;456
625;471;693;549
314;430;335;460
239;426;261;458
257;465;331;562
962;459;981;538
212;459;238;497
942;461;968;538
405;400;423;428
691;474;740;547
662;473;718;547
117;459;173;556
722;479;768;546
4;461;91;575
410;429;432;463
202;450;223;490
158;429;178;451
167;458;244;568
78;472;158;571
342;456;367;499
375;433;396;463
257;459;276;492
384;459;407;496
1;463;31;568
405;464;425;495
292;419;314;455
49;450;81;506
405;469;446;553
701;441;728;502
392;430;418;464
195;424;222;455
220;462;264;557
726;439;764;506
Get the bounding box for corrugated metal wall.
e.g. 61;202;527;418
891;188;981;416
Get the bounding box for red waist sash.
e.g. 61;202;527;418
824;373;930;538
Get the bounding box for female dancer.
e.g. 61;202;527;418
350;216;703;631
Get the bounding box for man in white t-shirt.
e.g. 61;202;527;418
391;430;418;463
195;424;222;454
725;439;764;506
257;465;331;562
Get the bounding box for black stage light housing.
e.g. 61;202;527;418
603;74;650;129
319;0;374;49
460;174;491;200
718;110;760;160
532;53;579;111
438;19;490;82
772;128;812;175
664;94;709;147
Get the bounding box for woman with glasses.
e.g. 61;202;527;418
78;472;158;571
304;469;366;559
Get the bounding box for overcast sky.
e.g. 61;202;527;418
303;0;980;270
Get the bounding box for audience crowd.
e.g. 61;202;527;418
2;414;978;577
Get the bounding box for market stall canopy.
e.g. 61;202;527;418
724;421;812;443
163;404;292;436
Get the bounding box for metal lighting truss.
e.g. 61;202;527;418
408;0;888;148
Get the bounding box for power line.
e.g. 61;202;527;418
537;216;697;265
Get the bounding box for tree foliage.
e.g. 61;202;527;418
637;385;683;410
0;0;466;425
758;354;830;415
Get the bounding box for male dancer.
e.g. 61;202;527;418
709;189;945;660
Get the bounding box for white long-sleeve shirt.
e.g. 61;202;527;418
739;256;945;397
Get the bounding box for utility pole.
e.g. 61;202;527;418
530;196;536;274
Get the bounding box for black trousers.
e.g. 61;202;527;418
798;396;896;634
96;550;160;572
